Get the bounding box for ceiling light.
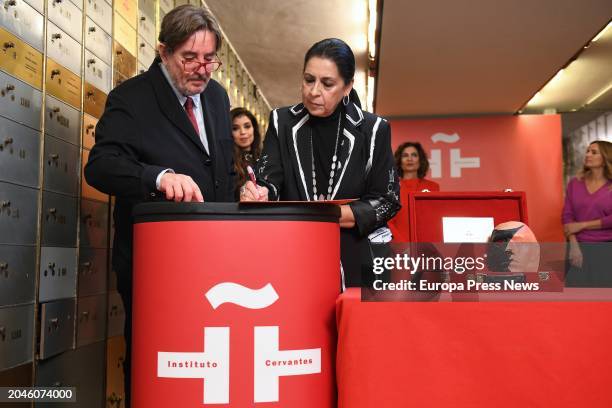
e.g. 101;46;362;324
368;0;377;58
527;92;541;106
592;21;612;42
367;75;375;111
549;69;564;85
586;82;612;105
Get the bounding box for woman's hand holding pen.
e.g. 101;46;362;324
240;181;268;201
240;166;268;201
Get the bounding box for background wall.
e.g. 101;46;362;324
390;114;565;242
562;111;612;185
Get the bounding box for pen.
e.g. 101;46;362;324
247;165;257;185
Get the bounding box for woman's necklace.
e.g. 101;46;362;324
310;114;342;201
242;151;254;165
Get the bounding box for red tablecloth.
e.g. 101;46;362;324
336;288;612;408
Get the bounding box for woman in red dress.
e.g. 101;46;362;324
389;142;440;241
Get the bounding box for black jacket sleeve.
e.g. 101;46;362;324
256;110;283;201
349;119;400;237
84;89;164;199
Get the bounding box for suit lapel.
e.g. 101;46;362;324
332;120;361;199
148;60;209;156
201;90;216;160
287;104;313;200
331;102;364;199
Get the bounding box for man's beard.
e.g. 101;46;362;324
169;68;208;96
179;75;208;96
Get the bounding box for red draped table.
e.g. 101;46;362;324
336;288;612;407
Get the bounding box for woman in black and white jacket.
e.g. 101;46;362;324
240;38;400;287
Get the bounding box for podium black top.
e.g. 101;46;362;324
133;202;341;223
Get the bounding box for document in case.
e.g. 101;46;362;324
442;217;494;243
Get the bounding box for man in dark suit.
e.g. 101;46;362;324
84;5;234;406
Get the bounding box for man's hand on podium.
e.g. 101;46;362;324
159;173;204;202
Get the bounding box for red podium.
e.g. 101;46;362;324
131;202;340;407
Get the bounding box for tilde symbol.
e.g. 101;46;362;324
429;133;480;178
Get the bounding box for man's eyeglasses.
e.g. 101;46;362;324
181;58;222;74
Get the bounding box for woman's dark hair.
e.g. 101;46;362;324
394;142;430;179
230;107;262;190
303;38;361;108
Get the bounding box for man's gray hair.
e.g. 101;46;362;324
158;5;222;55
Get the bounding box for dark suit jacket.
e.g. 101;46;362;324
84;59;235;291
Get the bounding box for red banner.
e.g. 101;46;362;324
390;115;564;241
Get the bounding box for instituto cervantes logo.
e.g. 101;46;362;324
430;132;480;178
157;283;322;404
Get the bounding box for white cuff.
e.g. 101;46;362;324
156;168;174;190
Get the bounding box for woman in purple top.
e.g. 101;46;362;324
562;140;612;287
